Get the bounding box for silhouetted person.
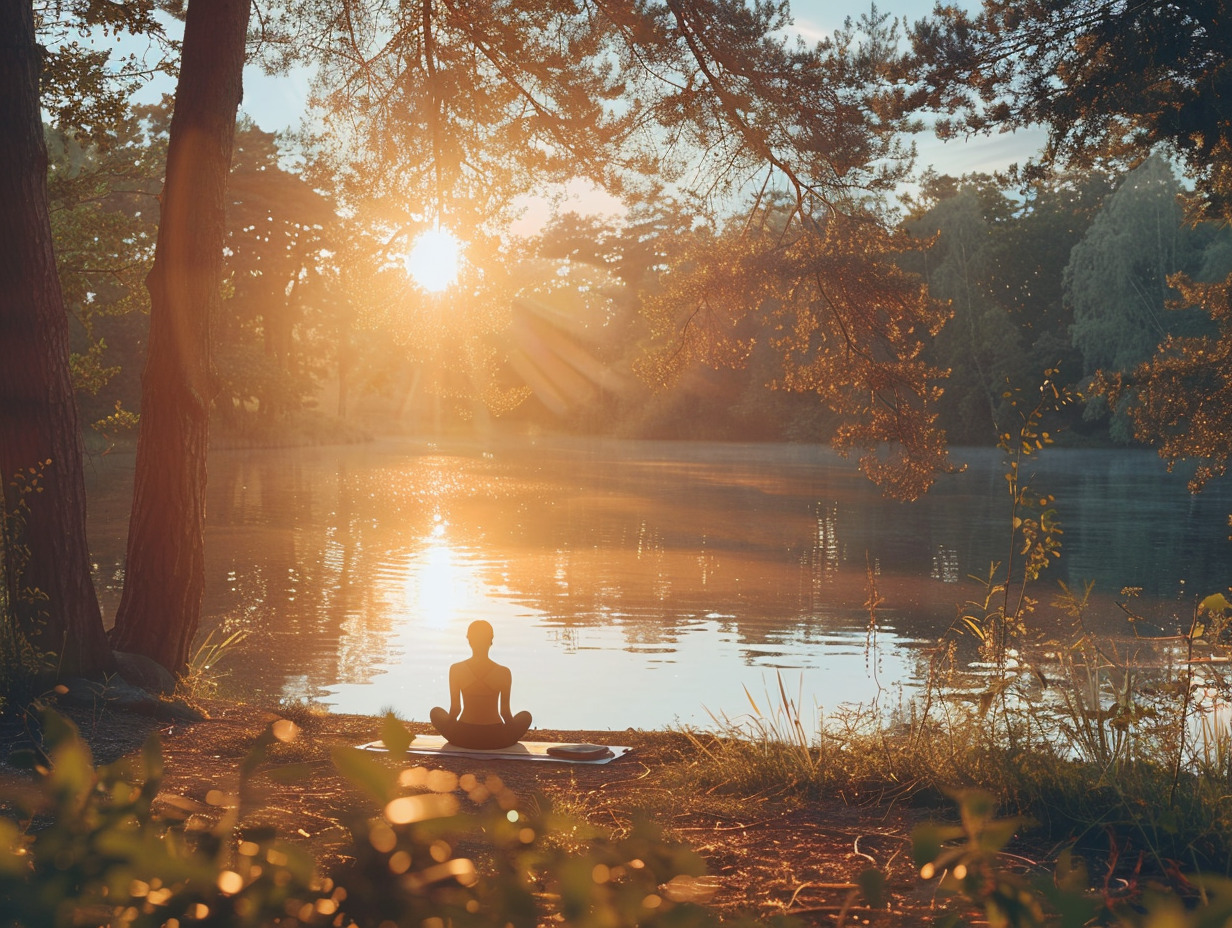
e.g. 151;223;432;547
430;620;532;749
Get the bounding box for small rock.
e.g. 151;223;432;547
113;650;178;696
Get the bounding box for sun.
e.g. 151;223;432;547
403;227;464;293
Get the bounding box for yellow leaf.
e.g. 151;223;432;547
1199;593;1231;616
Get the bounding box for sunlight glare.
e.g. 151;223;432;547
413;541;461;624
404;227;463;293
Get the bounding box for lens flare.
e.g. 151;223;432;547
404;227;463;292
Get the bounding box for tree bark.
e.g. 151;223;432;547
0;0;113;677
109;0;250;672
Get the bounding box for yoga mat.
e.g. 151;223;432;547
357;736;632;765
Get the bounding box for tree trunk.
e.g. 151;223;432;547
0;0;113;678
109;0;250;673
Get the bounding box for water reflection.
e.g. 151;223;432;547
82;438;1232;730
801;502;841;608
931;544;960;584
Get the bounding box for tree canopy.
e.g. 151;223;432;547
910;0;1232;491
909;0;1232;222
267;1;916;221
34;0;175;147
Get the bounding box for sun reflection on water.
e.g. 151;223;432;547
405;517;473;629
299;444;933;726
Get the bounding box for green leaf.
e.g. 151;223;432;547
912;822;961;867
956;789;997;827
239;726;277;780
979;817;1025;854
331;745;399;805
40;708;77;746
858;867;886;907
0;815;26;864
43;712;95;799
1200;593;1231;616
380;712;414;756
1053;848;1087;894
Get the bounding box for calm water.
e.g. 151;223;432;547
84;438;1232;730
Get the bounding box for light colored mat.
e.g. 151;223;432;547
357;736;632;765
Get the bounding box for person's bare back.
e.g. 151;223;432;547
450;656;509;725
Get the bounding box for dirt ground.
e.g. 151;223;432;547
2;698;979;926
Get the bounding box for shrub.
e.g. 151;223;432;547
0;464;55;715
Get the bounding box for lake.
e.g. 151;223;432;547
84;438;1232;730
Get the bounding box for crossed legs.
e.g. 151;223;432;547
429;707;533;749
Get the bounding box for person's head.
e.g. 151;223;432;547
466;620;494;652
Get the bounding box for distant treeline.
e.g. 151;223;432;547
57;107;1229;449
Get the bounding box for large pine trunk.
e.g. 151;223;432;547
0;0;113;677
109;0;251;672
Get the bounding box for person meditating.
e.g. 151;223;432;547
430;620;532;750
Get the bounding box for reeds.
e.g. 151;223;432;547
177;626;249;700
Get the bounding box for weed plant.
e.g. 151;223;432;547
913;789;1232;928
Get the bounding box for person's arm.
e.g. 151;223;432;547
498;666;514;725
447;664;462;719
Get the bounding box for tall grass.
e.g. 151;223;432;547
176;626;249;701
682;637;1232;870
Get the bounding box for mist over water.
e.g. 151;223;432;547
85;438;1232;730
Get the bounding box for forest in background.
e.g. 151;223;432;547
60;104;1232;452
